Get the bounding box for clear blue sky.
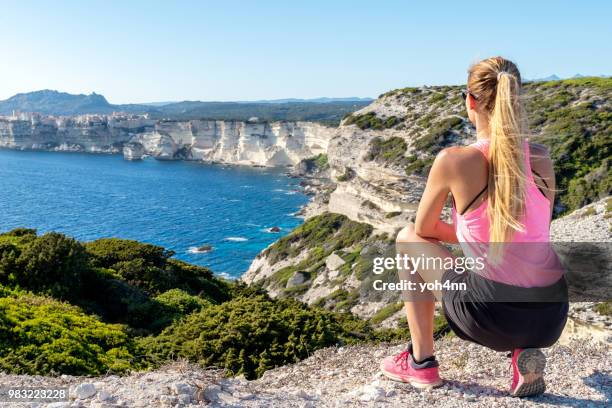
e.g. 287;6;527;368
1;0;610;103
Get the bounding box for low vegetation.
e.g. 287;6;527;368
0;227;407;379
594;301;611;316
263;213;372;266
366;137;409;168
366;77;610;213
140;294;403;379
520;78;611;211
344;112;399;130
412;116;463;153
0;287;141;376
300;153;329;174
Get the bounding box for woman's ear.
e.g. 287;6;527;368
468;94;477;111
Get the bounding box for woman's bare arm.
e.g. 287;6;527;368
414;148;459;243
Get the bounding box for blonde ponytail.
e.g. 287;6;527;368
467;57;528;251
488;72;527;243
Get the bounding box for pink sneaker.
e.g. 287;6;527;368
380;349;443;389
510;348;546;397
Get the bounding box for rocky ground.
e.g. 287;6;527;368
1;336;609;408
550;198;611;242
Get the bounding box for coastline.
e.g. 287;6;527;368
0;149;309;277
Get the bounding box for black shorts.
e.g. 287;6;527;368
441;270;569;352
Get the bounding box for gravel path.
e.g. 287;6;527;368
1;336;609;407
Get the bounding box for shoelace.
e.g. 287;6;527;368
393;350;410;370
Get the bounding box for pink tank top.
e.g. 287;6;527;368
451;138;563;287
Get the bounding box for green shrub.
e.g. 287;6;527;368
153;289;210;321
428;93;446;104
139;295;342;379
405;156;434;176
3;228;37;237
595;302;611;316
0;229;416;379
336;167;353;182
140;293;408;379
366;137;408;167
85;238;225;299
314;153;329;169
78;268;164;331
413;117;463;153
86;238;174;269
416;113;435;129
523;78;612;213
301;154;329;173
0;243;20;282
344;112;399;130
13;232;89;299
0;288;142;375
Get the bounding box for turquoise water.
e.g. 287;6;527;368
0;150;308;278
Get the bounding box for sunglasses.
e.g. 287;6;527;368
461;89;478;100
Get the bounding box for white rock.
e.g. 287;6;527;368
217;391;240;405
235;391;255;400
358;384;386;402
293;389;311;399
74;383;97;399
171;382;195;396
325;253;346;270
203;385;222;400
159;394;178;406
97;389;112;401
286;271;309;288
177;393;192;404
46;403;71;408
90;402;117;408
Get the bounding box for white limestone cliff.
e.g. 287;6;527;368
0;115;335;167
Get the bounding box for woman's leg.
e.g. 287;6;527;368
396;223;454;362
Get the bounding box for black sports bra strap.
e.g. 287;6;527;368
531;169;549;189
453;149;550;215
460;184;488;215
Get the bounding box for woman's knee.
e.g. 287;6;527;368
396;223;417;243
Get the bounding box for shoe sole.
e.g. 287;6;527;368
380;363;444;389
512;348;546;397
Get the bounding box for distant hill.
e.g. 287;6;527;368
525;73;610;82
527;74;562;82
0;90;118;115
149;100;371;124
246;97;373;104
0;90;371;124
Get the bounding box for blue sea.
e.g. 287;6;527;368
0;150;308;278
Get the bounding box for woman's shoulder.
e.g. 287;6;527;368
430;145;488;191
433;145;487;174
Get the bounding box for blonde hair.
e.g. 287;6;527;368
468;56;527;244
